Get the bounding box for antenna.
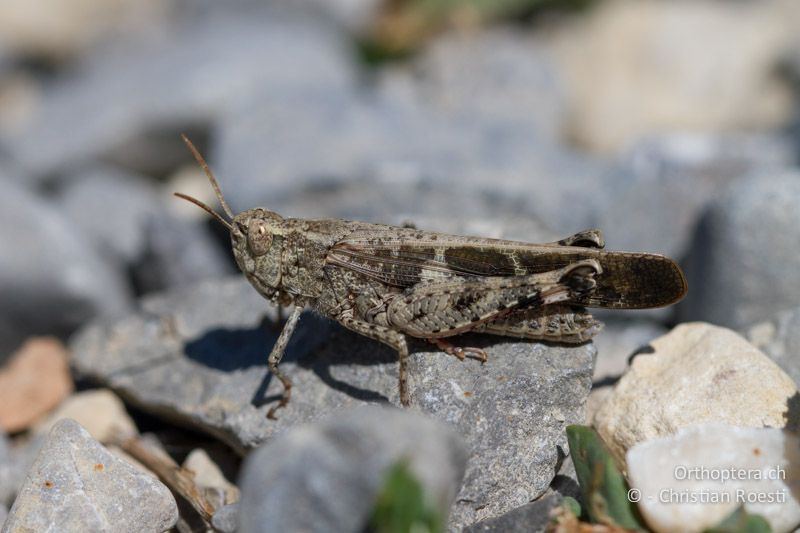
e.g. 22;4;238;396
173;192;233;231
180;134;234;219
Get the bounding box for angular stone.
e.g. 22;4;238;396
594;323;798;466
70;276;595;528
33;389;137;444
0;338;73;433
237;406;466;533
679;173;800;328
2;419;178;533
745;306;800;387
627;424;800;533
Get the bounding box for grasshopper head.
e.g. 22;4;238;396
173;135;287;303
230;208;287;302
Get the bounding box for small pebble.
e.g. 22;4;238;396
182;449;239;505
0;338;73;433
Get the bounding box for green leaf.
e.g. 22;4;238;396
562;495;582;517
369;460;444;533
565;424;646;530
702;506;772;533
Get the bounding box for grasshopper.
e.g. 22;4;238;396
175;135;687;419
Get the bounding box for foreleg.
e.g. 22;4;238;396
266;305;303;419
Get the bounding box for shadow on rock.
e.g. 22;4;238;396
184;318;277;372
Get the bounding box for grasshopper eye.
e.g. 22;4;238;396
247;219;272;256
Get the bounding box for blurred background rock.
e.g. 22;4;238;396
2;0;800;530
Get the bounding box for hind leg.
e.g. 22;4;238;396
336;315;412;406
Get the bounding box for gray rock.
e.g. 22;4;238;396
0;433;14;506
599;133;793;258
58;166;159;263
57;165;233;295
264;178;560;242
214;35;610;234
462;492;563;533
745;306;800;387
591;319;667;385
132;209;233;294
0;176;131;358
393;29;566;144
679;172;800;328
549;454;580;502
70;277;334;453
3;11;354;181
0;433;43;509
211;502;239;533
389;214;557;244
70;276;595;528
170;0;382;34
238;406;467;533
0;503;6;529
2;419;178;533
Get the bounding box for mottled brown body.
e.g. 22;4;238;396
176;136;688;418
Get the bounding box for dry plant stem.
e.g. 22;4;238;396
115;434;217;525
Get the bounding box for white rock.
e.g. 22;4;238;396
183;449;239;505
594;323;798;465
627;424;800;533
33;389;137;444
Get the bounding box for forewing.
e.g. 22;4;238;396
325;227;687;309
325;230;524;287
